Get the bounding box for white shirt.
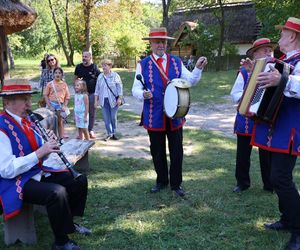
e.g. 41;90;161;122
132;53;203;101
230;72;245;104
0;110;41;180
284;49;300;98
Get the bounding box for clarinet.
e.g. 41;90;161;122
26;109;82;179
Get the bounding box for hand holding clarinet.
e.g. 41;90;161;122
27;109;81;179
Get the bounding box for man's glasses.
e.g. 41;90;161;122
47;58;55;62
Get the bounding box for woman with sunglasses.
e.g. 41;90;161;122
40;54;60;90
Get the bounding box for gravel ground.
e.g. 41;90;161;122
31;81;236;159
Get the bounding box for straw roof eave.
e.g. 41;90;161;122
0;0;37;35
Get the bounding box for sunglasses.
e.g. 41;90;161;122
47;58;55;62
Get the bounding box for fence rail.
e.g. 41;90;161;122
95;55;244;72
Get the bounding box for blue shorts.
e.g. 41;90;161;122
49;101;62;111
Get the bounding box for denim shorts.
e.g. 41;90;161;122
49;101;62;111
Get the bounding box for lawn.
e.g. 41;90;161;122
0;59;294;250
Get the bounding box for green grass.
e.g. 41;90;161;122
0;59;293;249
0;129;292;249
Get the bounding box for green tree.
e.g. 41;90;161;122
253;0;300;41
9;0;57;57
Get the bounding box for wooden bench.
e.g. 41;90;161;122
3;139;95;246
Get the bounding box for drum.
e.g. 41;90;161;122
164;83;190;118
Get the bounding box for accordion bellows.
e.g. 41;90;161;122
238;57;290;123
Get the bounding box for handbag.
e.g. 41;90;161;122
103;76;125;106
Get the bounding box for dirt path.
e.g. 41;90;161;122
65;95;236;159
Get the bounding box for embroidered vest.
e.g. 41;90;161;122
140;54;185;131
0;112;67;220
251;54;300;155
234;67;254;136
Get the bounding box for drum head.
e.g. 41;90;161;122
164;84;178;118
170;78;192;88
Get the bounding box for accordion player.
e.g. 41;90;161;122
238;57;292;123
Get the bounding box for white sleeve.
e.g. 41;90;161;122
132;63;145;101
230;72;245;104
94;74;102;97
180;62;203;86
0;131;39;179
284;61;300;98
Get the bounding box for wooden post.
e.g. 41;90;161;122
0;26;9;88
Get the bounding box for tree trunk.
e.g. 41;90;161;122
82;0;92;52
48;0;73;66
65;0;74;65
162;0;171;29
215;0;225;71
6;37;15;70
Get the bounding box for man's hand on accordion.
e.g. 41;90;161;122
256;65;282;89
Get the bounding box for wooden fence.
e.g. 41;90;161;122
95;55;244;72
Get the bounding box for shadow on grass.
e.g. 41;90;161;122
0;129;293;250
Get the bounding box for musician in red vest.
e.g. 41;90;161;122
230;38;277;193
0;79;90;249
251;17;300;250
132;27;207;197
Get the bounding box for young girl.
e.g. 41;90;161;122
74;80;90;140
44;67;70;140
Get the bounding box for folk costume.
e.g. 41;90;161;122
0;79;89;248
132;27;205;195
251;18;300;240
231;65;272;192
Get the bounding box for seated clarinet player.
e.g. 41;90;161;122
0;79;90;250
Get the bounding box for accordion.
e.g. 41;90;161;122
238;57;291;123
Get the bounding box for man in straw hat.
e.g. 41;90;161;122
230;38;277;194
0;79;90;249
132;27;207;197
250;17;300;250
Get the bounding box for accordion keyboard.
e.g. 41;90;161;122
249;87;266;113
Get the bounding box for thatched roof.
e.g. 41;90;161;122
169;1;261;44
173;21;198;47
0;0;37;35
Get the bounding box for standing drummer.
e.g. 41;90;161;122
132;27;207;197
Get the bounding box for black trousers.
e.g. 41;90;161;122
23;172;88;240
270;152;300;234
148;126;183;190
235;135;272;190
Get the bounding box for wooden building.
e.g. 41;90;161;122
169;1;261;57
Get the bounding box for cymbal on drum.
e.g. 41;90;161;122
169;78;192;88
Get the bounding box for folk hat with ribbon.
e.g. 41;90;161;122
142;27;175;40
0;78;38;96
275;17;300;33
246;38;277;57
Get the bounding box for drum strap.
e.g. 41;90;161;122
150;55;169;82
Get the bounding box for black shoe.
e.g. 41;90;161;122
150;183;167;193
232;186;248;193
173;187;185;197
53;240;85;250
264;221;289;231
112;135;118;140
284;233;300;250
74;223;92;235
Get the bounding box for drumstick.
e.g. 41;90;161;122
136;74;148;90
